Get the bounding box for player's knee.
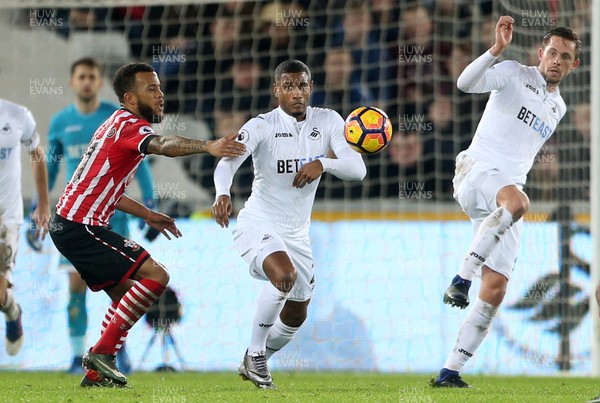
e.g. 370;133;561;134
271;268;297;293
140;258;170;286
154;266;170;286
507;194;530;220
283;311;307;327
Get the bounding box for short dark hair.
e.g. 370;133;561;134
274;60;311;82
70;57;103;76
542;27;581;60
112;62;155;103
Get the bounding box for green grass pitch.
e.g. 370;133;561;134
0;371;598;402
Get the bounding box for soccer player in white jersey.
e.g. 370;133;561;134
212;60;366;389
0;98;51;356
432;17;580;388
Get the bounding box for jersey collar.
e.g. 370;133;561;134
276;105;312;124
534;67;561;98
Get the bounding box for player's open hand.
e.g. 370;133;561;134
491;16;514;56
206;133;246;158
293;159;324;189
31;202;51;241
212;195;232;228
144;211;182;240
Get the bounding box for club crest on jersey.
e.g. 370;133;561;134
106;127;117;138
237;129;249;143
1;123;11;134
123;239;140;251
309;127;321;140
139;126;154;135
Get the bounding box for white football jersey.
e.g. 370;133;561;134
0;99;39;225
220;106;363;235
458;51;566;185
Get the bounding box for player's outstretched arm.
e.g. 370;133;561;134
146;133;245;158
29;144;51;240
490;15;514;57
457;15;514;94
115;195;182;240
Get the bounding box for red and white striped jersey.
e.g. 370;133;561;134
56;108;156;226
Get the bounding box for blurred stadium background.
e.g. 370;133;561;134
0;0;594;377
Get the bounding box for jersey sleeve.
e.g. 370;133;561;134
456;50;519;94
46;115;63;191
213;117;265;197
235;117;268;155
318;111;366;181
19;106;40;151
119;120;157;155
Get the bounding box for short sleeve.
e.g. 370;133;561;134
119;120;157;155
20;106;39;151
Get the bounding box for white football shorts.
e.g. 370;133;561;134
452;152;523;280
232;218;315;302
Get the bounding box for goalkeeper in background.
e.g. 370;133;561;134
44;57;156;374
432;17;580;388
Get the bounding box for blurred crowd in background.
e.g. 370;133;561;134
24;0;591;204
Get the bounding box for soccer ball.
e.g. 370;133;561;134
344;106;393;155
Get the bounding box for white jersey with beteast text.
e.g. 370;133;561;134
215;106;365;236
457;50;567;186
0;99;39;225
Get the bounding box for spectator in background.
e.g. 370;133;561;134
151;35;199;114
371;0;400;45
370;131;438;199
197;8;244;119
311;48;373;117
446;43;486;149
341;0;392;104
254;2;309;73
216;53;272;118
427;96;460;198
432;0;472;39
395;5;451;114
477;16;497;56
182;101;254;203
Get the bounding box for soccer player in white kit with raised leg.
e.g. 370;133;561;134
0;98;51;356
432;17;580;387
212;60;366;389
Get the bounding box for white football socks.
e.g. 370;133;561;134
265;318;299;360
248;282;288;355
458;207;514;281
444;298;498;372
0;289;19;321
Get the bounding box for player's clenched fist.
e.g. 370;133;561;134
213;194;233;228
206;133;246;158
491;16;514;57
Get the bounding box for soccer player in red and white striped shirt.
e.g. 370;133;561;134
49;63;245;387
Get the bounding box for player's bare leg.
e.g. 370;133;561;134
83;258;168;385
265;299;309;360
444;185;528;309
0;275;23;356
239;251;296;390
434;267;507;387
